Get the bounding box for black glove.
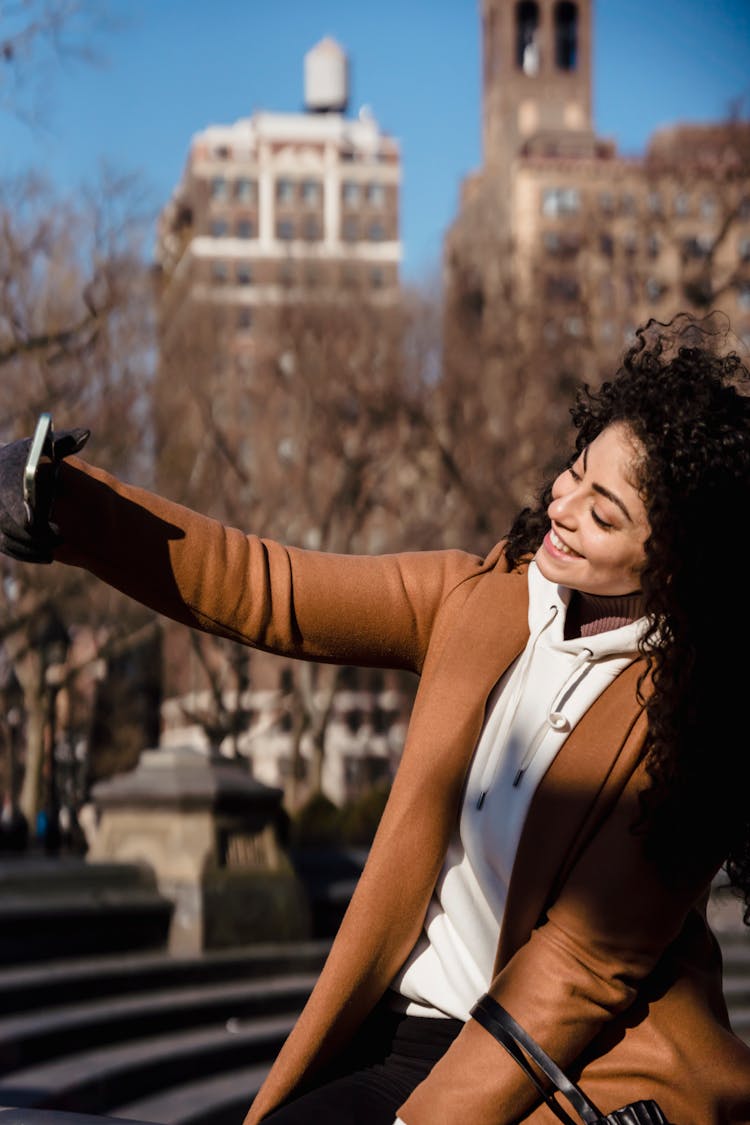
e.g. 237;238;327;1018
0;428;90;563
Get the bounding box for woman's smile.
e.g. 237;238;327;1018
545;526;580;558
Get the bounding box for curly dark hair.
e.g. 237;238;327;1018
504;313;750;919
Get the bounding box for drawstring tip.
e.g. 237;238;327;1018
512;769;524;788
477;791;486;809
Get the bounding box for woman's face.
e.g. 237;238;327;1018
534;422;650;597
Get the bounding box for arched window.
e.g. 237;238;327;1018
516;2;540;74
554;1;578;70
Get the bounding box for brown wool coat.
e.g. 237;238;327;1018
54;458;750;1125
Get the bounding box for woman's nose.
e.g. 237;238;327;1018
548;486;577;525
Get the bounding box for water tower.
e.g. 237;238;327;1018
304;37;349;114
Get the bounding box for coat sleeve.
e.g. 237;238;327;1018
52;457;483;674
397;758;721;1125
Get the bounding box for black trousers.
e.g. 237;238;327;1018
261;1003;464;1124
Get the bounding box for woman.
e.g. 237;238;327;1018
1;314;749;1123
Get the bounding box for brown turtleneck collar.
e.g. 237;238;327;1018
564;590;644;640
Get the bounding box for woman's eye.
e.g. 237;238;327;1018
591;509;613;530
568;466;581;482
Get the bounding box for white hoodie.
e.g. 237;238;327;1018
389;560;647;1021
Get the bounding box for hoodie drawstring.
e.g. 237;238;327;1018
476;604;560;809
512;646;594;787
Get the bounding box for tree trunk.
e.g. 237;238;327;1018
18;671;47;831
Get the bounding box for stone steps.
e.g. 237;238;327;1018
0;942;329;1124
0;941;329;1016
0;974;317;1076
0;912;747;1125
112;1063;271;1125
0;1013;294;1117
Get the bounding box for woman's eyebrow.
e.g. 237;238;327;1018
582;446;634;523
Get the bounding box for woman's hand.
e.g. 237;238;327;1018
0;427;90;562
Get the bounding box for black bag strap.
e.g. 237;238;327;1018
470;994;603;1125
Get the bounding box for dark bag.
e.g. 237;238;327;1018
470;994;670;1125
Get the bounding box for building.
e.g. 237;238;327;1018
150;40;407;809
154;36;401;373
445;0;750;387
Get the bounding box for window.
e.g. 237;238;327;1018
344;708;364;735
368;221;385;242
682;234;712;260
276;219;294;240
598;192;615;215
739;237;750;263
516;2;540;74
544;230;579;257
342;217;358;242
623;231;637;257
303;216;321;241
210;176;227;199
301;179;321;206
674;192;690;217
370;267;384;289
211;218;228;238
342;181;360;206
367;182;385;207
554;2;578;70
545;275;580;301
620;193;636;216
647;233;661;259
276;178;295;205
235;178;256;203
647;191;663;215
214;145;231;160
599;233;614;259
700;195;717;219
211;261;228;283
542;187;580;217
236;262;253;285
645;277;666;302
738;282;750;311
237;307;253;329
236;219;254;239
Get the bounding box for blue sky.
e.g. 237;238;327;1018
2;0;749;282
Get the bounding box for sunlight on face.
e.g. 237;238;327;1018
534;422;649;597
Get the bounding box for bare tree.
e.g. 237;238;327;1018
0;0;108;123
0;169;157;832
154;280;429;805
642;109;750;313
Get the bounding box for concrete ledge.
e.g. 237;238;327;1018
0;859;171;965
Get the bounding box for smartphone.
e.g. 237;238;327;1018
23;413;54;528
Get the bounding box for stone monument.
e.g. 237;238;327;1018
88;745;311;954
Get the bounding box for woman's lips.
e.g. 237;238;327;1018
544;527;581;559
